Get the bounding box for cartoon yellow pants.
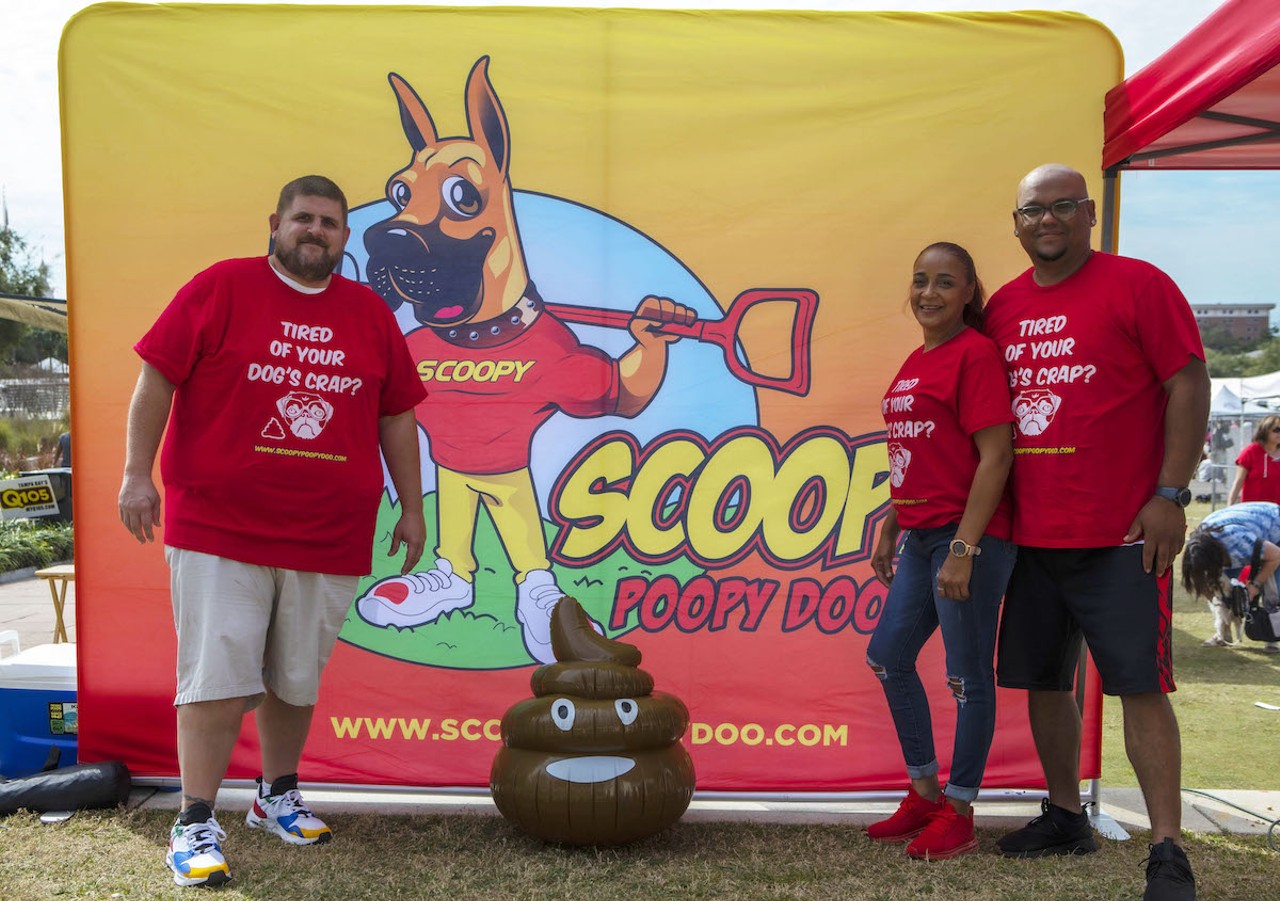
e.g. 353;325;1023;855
436;465;551;584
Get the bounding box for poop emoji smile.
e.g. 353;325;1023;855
490;598;695;845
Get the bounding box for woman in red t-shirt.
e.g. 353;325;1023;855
864;243;1016;860
1229;415;1280;504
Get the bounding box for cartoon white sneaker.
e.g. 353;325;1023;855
516;570;568;664
516;570;605;664
355;558;473;628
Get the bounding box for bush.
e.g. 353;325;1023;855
0;415;69;474
0;520;73;573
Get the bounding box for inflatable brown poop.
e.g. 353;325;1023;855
489;597;695;845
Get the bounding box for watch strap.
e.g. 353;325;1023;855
1155;486;1191;508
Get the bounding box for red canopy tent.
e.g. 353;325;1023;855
1100;0;1280;249
1104;0;1280;171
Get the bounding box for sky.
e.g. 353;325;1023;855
2;0;1277;305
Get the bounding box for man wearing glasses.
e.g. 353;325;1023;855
983;164;1209;901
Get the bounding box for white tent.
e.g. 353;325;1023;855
1210;375;1280;417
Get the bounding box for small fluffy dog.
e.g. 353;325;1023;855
1204;578;1245;647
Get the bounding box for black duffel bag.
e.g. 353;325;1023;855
1241;539;1279;643
0;761;131;816
1245;598;1280;643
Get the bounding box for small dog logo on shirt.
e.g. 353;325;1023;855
1012;389;1061;437
276;391;334;439
888;442;911;488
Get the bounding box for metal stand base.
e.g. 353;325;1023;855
1086;800;1131;841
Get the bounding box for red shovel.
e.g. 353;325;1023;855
545;288;818;396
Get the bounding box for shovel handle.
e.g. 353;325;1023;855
544;288;818;395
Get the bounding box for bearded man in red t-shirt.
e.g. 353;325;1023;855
118;176;426;888
983;164;1209;901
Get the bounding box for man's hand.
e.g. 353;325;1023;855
936;555;973;601
628;296;696;347
1124;496;1187;575
388;510;426;575
119;473;162;543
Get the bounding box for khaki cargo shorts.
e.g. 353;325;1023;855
166;547;358;708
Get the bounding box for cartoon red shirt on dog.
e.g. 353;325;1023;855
354;57;692;663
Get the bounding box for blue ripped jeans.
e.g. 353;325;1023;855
865;524;1016;803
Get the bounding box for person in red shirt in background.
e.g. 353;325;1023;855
119;176;426;889
984;164;1209;901
864;242;1016;860
1228;415;1280;504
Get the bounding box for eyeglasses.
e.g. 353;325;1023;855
1014;198;1091;224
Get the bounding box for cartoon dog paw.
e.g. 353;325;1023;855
355;558;473;628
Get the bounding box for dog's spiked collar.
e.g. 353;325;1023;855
432;285;544;348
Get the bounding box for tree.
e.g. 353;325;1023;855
1206;340;1280;378
0;200;57;366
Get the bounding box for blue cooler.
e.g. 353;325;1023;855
0;641;78;777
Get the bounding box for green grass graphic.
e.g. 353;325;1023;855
341;491;704;669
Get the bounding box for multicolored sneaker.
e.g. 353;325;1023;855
866;785;947;843
245;775;332;845
906;803;978;860
166;814;231;887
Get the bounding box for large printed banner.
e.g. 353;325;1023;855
64;5;1119;790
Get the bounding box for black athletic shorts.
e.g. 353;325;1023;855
996;545;1175;696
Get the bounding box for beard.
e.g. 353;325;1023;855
275;238;341;282
1033;242;1067;263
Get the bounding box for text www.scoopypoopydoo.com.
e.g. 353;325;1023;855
330;716;850;748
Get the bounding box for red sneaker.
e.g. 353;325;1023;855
906;803;978;860
866;786;946;843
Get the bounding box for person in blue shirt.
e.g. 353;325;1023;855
1181;501;1280;653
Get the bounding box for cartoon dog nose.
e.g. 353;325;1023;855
364;220;431;258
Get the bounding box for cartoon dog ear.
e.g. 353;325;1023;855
388;72;439;154
465;56;510;177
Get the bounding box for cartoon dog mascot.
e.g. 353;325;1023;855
354;57;693;664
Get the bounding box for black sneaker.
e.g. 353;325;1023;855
1143;838;1196;900
997;798;1099;857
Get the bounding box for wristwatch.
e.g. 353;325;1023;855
1155;486;1192;508
949;539;981;558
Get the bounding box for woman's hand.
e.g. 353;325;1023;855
872;531;897;587
936;554;973;601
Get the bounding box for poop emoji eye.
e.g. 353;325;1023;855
550;698;576;731
614;699;639;726
389;180;411;210
442;176;482;218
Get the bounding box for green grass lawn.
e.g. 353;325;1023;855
1;808;1277;900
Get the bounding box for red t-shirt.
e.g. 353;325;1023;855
1235;441;1280;503
881;326;1013;539
407;309;619;474
135;257;426;575
983;252;1204;548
